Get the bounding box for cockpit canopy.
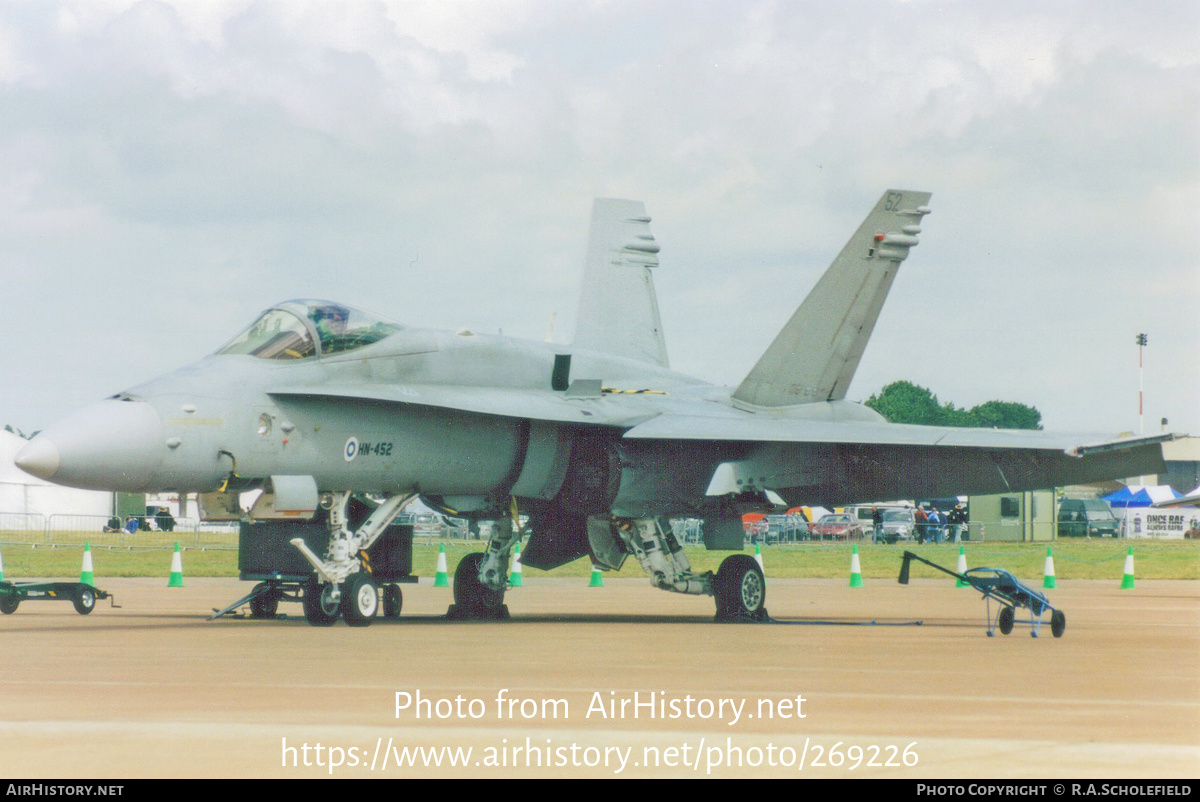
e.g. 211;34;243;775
217;300;402;360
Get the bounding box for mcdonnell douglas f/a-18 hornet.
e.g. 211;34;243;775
15;190;1173;625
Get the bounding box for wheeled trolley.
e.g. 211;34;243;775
0;580;115;616
898;551;1065;638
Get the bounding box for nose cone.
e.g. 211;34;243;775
15;400;166;491
14;438;60;480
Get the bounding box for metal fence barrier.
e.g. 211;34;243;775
1;513;238;549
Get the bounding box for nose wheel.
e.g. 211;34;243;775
302;577;341;626
342;573;379;627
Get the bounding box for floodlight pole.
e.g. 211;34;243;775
1136;333;1147;436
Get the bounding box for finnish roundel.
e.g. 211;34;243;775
344;437;359;462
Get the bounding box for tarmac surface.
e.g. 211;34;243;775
1;575;1197;778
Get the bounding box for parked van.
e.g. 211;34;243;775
1057;499;1121;538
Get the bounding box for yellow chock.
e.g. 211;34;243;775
588;564;605;588
849;546;863;588
168;542;184;587
1043;547;1057;589
508;540;524;587
80;542;95;585
433;543;450;587
1120;547;1135;589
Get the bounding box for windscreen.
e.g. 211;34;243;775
217;309;316;360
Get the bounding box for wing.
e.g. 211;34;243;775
623;414;1173;507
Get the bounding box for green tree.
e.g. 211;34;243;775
966;400;1043;430
864;381;946;425
865;381;1042;430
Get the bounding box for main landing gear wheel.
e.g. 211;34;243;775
998;606;1015;635
342;572;379;627
714;554;767;622
73;587;96;615
249;583;279;619
382;585;403;618
302;577;341;627
449;551;508;620
1050;609;1066;638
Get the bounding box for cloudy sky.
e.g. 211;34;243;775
2;0;1197;438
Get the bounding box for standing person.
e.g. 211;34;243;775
872;507;884;544
914;506;929;544
929;507;943;543
951;504;967;542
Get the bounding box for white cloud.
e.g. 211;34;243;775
0;0;1195;436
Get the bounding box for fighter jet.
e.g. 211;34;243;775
15;190;1172;625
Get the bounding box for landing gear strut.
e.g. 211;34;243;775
604;516;767;623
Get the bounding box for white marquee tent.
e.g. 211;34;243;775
1;429;112;527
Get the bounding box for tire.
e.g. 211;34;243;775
1051;609;1066;638
0;595;18;615
715;554;767;621
998;606;1015;635
342;572;378;627
302;577;340;626
73;586;96;615
249;584;279;619
382;584;403;618
452;552;505;618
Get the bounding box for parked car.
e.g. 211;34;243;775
1058;499;1121;538
812;513;865;540
876;508;917;544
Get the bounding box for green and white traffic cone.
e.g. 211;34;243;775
1120;547;1135;590
168;542;184;587
433;544;449;587
80;542;95;585
508;540;524;587
588;564;605;588
754;542;766;585
956;546;969;587
1043;547;1057;589
849;546;864;588
0;546;4;581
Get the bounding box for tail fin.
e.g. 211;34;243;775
572;198;669;367
732;190;932;407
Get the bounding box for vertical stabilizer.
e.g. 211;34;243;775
732;190;931;407
572;198;669;367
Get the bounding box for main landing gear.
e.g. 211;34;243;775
597;517;768;623
447;508;516;620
